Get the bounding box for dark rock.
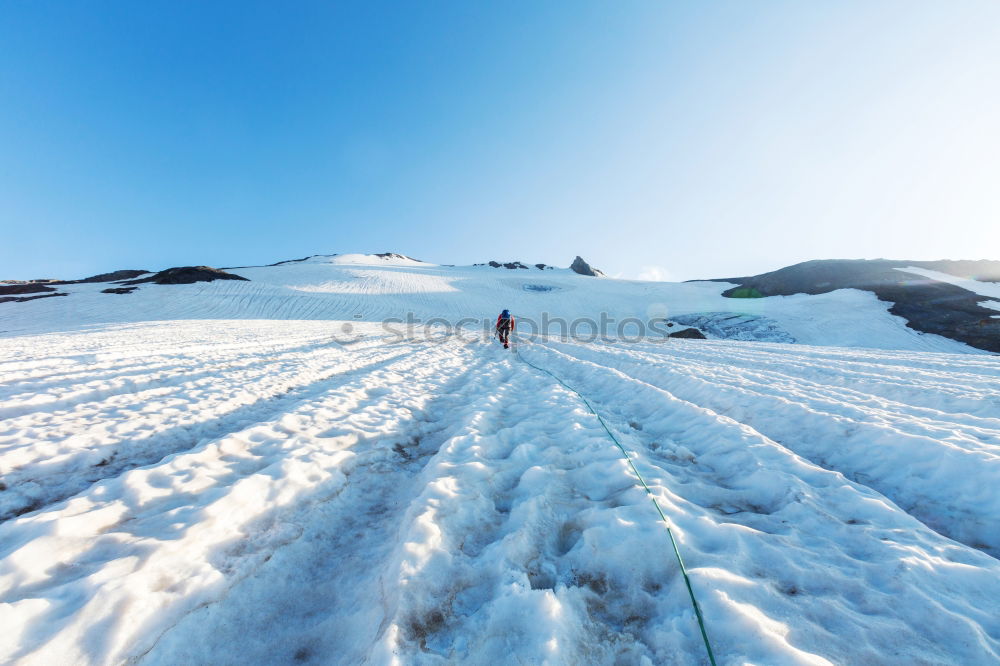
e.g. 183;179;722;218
122;266;249;285
910;259;1000;282
535;264;553;270
101;287;138;295
668;327;707;339
0;292;68;304
0;283;56;296
266;256;313;267
225;255;311;269
374;252;424;262
51;269;150;285
708;259;1000;353
482;261;529;270
570;256;604;277
86;269;149;283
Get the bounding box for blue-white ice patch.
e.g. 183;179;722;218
670;312;795;343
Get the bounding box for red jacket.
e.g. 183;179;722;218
496;314;515;330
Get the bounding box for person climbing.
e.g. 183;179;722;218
495;309;515;349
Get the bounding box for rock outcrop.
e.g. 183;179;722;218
0;282;68;304
668;327;707;339
570;256;604;277
475;261;530;270
51;270;150;285
374;252;424;262
122;266;249;286
0;283;57;296
0;292;67;304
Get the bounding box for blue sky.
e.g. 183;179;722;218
2;1;998;281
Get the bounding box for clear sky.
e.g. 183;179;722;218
2;1;998;281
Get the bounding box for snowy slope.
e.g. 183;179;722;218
0;254;977;353
2;255;999;664
896;266;1000;313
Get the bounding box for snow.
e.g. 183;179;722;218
896;266;1000;312
2;258;999;664
308;253;434;267
0;258;978;354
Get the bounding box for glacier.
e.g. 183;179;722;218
1;254;998;664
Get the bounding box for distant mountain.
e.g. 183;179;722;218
704;259;1000;352
3;252;997;354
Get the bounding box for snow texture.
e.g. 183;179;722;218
1;254;998;664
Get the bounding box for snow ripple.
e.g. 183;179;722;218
1;323;998;664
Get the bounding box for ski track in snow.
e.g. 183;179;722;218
1;320;999;664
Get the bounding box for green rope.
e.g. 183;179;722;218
512;341;718;666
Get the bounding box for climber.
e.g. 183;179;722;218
495;309;515;349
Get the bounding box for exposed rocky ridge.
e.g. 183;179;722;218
228;254;325;269
1;267;245;304
474;258;588;272
66;269;150;284
474;261;531;270
51;270;150;285
0;283;57;296
373;252;424;262
0;292;68;305
706;259;1000;352
3;269;149;286
570;256;604;277
903;259;1000;282
122;266;249;286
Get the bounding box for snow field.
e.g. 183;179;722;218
1;323;477;662
532;338;1000;557
0;319;998;664
1;255;978;354
512;339;1000;663
0;322;419;522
